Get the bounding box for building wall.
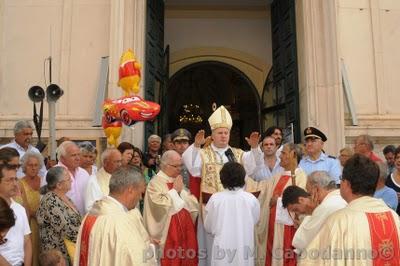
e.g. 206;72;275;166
1;1;399;157
0;0;111;139
165;7;272;95
0;0;147;150
338;0;400;153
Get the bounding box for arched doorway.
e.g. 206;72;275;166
166;61;261;149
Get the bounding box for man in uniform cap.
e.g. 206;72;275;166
171;128;192;187
299;127;342;185
182;105;260;265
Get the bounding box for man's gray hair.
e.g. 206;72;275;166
160;150;179;169
21;152;44;173
78;141;97;154
285;143;303;163
148;134;161;143
376;162;388;180
308;171;337;190
109;165;144;194
14;120;33;135
101;148;119;165
57;141;78;159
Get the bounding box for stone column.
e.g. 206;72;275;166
295;0;345;154
108;0;147;148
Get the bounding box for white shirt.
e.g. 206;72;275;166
204;188;260;266
0;200;31;266
84;174;102;213
1;140;47;181
57;162;90;216
253;146;284;181
292;189;347;254
84;168;111;213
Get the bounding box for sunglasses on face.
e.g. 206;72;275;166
0;163;21;170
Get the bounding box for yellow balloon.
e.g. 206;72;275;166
118;49;141;96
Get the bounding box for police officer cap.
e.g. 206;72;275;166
171;128;191;142
304;127;327;142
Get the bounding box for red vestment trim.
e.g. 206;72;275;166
161;183;198;266
282;225;296;266
79;215;98;266
266;175;294;266
189;175;201;200
366;211;400;265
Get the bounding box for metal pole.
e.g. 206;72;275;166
48;101;56;160
341;58;358;126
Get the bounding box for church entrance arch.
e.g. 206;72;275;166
166;61;261;149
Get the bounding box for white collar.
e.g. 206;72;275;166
107;196;128;212
211;143;229;154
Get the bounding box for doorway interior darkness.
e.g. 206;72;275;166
167;61;261;150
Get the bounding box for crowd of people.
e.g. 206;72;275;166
0;105;399;265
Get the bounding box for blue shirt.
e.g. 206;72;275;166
374;186;398;211
299;152;342;184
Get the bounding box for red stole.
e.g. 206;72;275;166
161;183;198;266
78;215;98;266
189;175;201;200
266;175;296;266
365;211;400;265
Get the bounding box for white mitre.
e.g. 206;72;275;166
208;105;233;130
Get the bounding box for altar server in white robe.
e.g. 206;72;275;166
204;162;260;266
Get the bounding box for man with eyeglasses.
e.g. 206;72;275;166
0;161;32;266
1;120;47;179
143;150;198;265
299;127;342;186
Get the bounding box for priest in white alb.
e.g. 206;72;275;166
74;166;156;266
299;154;400;265
255;143;307;266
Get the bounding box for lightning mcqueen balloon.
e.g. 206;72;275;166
103;95;160;126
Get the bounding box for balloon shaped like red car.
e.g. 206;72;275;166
103;95;160;126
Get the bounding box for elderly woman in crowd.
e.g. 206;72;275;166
338;147;353;168
37;167;81;264
0;196;15;266
117;142;134;167
78;141;97;176
15;152;44;266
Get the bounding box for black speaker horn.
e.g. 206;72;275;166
28;86;45;103
46;84;64;102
